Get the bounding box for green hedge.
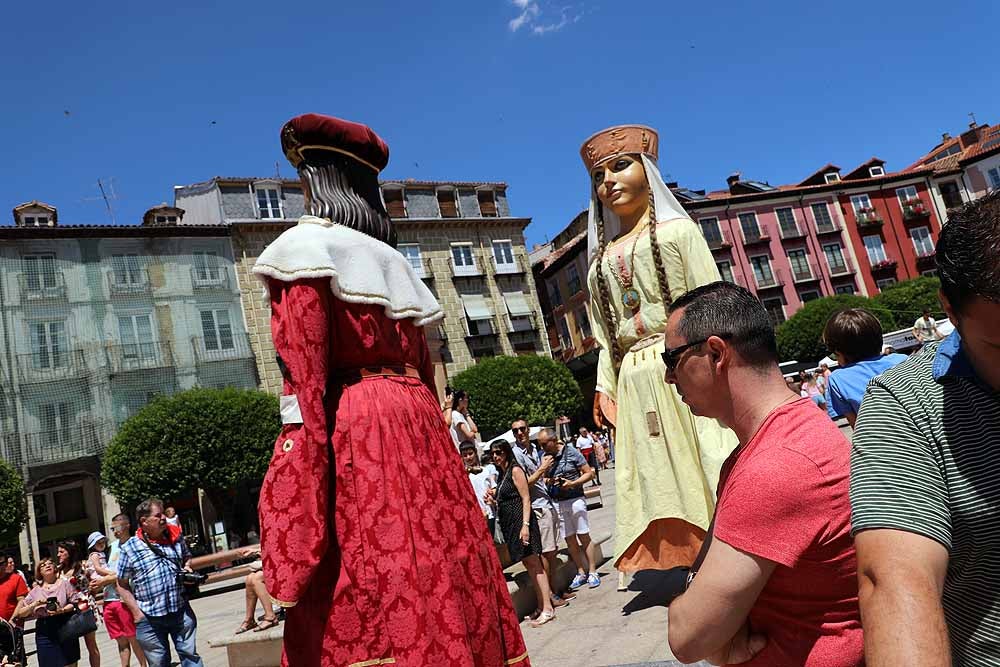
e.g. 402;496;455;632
0;459;27;543
871;276;943;330
775;295;894;363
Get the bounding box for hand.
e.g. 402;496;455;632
89;582;103;594
519;526;530;545
706;622;767;665
594;393;618;429
238;546;260;559
132;610;146;624
538;456;554;474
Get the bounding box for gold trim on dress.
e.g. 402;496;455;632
348;659;396;667
505;651;530;665
268;596;297;608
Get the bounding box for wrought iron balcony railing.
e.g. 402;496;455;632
105;341;175;374
18;273;67;303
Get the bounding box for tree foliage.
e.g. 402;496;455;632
452;355;583;439
101;388;280;507
0;459;27;543
871;276;944;331
775;295;894;363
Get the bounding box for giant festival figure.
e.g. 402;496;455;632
582;125;739;572
252;114;529;667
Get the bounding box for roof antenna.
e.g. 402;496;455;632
97;178;119;225
275;160;282;179
968;111;978;126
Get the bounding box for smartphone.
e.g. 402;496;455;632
45;597;58;612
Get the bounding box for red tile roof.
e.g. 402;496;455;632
539;230;586;272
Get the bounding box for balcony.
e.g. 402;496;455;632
20;419;112;468
778;222;807;240
506;313;537;333
108;271;152;297
741;224;772;245
915;250;937;267
192;332;254;364
408;258;434;280
827;257;856;277
191;267;231;291
791;262;821;284
16;349;88;385
450;258;483;278
901;198;931;221
494;256;527;276
752;268;785;291
855;208;884;230
464;316;500;338
105;341;174;375
815;220;843;235
704;229;733;250
870;258;898;273
18;274;67;303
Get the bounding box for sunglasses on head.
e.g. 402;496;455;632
660;334;731;372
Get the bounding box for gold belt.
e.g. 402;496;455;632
627;334;664;353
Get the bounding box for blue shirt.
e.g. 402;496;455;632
826;353;909;419
512;442;554;510
116;534;191;617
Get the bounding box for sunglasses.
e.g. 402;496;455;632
491;450;505;457
660;334;731;372
512;426;528;433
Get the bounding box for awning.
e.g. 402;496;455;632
460;294;493;321
502;291;533;317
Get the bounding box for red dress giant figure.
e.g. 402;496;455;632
252;114;529;667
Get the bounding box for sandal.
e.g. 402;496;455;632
530;611;556;628
254;617;281;632
235;620;257;635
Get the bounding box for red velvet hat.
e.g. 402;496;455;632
280;113;389;173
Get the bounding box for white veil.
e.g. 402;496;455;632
586;154;691;263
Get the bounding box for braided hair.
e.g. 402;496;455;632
646;187;672;308
593;198;624;366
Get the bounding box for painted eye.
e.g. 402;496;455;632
613;158;632;171
592;170;604;185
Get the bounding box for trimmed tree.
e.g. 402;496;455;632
0;459;27;544
451;355;583;440
775;295;894;364
871;276;944;331
101;388;280;509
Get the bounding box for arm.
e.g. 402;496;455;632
511;467;533;542
564;461;595;488
116;578;144;622
855;529;950;667
524;455;553;486
457;419;476;442
587;263;618;420
667;537;775;664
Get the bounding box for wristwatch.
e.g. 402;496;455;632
522;521;531;527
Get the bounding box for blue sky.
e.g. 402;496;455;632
2;0;996;246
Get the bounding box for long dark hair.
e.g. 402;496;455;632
451;389;468;412
299;152;396;247
490;440;518;474
56;539;82;577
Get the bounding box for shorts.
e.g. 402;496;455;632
557;497;590;538
533;505;560;553
103;600;137;640
809;393;826;408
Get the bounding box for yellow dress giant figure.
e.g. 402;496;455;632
581;125;739;572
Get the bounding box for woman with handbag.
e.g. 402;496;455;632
14;558;80;667
56;542;99;667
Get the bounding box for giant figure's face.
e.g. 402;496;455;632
591;155;650;220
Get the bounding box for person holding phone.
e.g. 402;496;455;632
14;558;79;667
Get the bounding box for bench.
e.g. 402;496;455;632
208;624;284;667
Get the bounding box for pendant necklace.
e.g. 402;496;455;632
605;222;647;311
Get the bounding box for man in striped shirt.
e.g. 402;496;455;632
851;191;1000;667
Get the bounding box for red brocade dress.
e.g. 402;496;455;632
253;218;528;667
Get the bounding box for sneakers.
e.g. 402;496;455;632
569;573;587;590
587;573;601;588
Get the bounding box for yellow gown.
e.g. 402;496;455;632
588;216;739;571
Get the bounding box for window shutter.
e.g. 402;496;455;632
383;189;406;218
438;190;458;218
478;191;497;217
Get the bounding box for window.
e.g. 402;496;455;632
811;202;834;231
23;254;58;290
738;212;762;241
823;243;847;273
31;321;66;369
869;165;885;177
761;297;785;326
398;244;423;273
921;269;938;278
850;194;873;214
193;251;221;282
876;277;897;291
478;190;498;217
787;249;811;279
548;280;563;308
988;168;1000;191
698;217;722;245
566;262;582;295
492;240;516;269
437;189;459;218
716;260;735;283
468;318;496;337
51;486;86;524
118;314;155;360
939;181;963;208
23;216;49;227
41;402;72;444
256;186;282;219
557;317;573;349
863;235;887;264
111;254;144;285
155;215;178;224
200;309;234;351
896;186;918;207
749;256;774;287
575;306;592;339
911;226;934;257
775;208;799;237
800;290;821;302
824;172;841;183
382;188;406;218
835;284;856;295
451;243;477;275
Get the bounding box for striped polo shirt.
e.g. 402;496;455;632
850;332;1000;666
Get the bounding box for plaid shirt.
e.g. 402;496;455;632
116;534;191;616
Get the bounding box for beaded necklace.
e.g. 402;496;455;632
604;222;648;311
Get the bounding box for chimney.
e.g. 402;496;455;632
942;132;951;142
970;120;979;130
726;172;742;189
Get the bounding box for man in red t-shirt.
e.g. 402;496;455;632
0;553;28;621
661;283;862;667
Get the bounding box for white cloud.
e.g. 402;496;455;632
507;0;580;35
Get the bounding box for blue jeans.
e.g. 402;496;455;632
135;604;204;667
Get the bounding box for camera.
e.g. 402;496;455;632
176;571;207;587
